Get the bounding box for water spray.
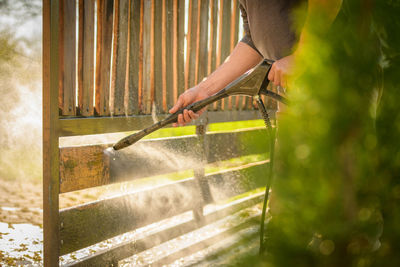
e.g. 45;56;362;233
111;59;288;254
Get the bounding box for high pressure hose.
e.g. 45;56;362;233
255;94;276;255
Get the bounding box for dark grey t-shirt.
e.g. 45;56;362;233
239;0;306;60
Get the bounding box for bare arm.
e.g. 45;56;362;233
268;0;343;87
169;41;262;126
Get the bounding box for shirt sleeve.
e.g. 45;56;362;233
239;4;262;56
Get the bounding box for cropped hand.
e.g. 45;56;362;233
169;86;211;126
268;54;295;88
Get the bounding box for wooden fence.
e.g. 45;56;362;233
43;0;276;265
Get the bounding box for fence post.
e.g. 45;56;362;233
193;114;213;221
43;0;61;265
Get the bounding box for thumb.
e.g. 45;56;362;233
169;97;184;113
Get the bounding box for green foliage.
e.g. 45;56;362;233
230;1;400;266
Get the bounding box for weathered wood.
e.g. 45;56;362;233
95;0;114;116
63;192;264;266
43;0;61;265
154;1;164;112
165;0;174;110
220;0;231;111
60;178;202;255
59;127;269;193
59;144;110;193
58;110;265;136
184;0;198;89
208;0;219;112
59;0;76;116
127;0;141;115
196;0;209;84
78;0;95;117
207;0;218;75
111;0;130;115
141;0;155;114
231;0;240;110
177;0;185;95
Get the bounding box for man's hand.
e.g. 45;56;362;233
268;54;295;88
169;86;210;126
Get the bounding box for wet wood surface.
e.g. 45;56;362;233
62;192;264;266
59;127;268;193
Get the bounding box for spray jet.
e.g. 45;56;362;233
111;59;288;254
113;60;287;151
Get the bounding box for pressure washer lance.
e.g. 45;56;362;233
112;59;287;254
113;60;286;150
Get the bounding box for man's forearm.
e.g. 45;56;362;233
197;42;263;96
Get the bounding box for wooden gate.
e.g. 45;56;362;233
43;0;276;265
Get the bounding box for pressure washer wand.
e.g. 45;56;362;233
113;90;227;150
113;60;277;150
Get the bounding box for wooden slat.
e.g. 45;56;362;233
78;0;95;116
164;0;174;111
208;0;219;112
220;0;231;111
60;178;202;255
184;0;198;89
59;127;269;193
177;0;185;96
43;0;61;265
154;1;164;112
64;191;264;266
127;0;141;115
231;0;240;110
59;144;110;193
111;0;130;115
141;0;155;114
58;110;265;136
196;0;209;84
207;0;218;75
59;0;76;116
95;0;114;116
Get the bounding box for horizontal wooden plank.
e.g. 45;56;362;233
60;144;110;193
58;109;272;136
64;191;264;266
60;178;201;255
59;128;269;193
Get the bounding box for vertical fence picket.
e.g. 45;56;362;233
95;0;114;116
208;0;218;111
177;0;185;96
59;0;76;116
164;0;174;111
220;0;231;111
196;0;209;85
154;1;164;113
111;0;129;116
78;0;95;116
230;0;239;110
127;0;141;115
185;0;198;90
142;0;155;114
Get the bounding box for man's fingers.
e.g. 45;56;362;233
188;110;199;120
169;97;183;113
177;113;184;125
274;68;281;86
183;109;191;123
268;65;275;82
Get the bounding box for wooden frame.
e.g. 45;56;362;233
43;0;275;265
